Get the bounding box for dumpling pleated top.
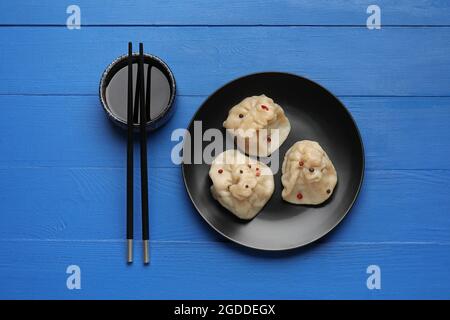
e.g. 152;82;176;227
281;140;337;205
209;150;275;220
223;95;291;157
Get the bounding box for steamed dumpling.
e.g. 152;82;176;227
281;140;337;205
209;150;274;219
223;95;290;157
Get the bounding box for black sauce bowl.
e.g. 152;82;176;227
99;53;176;131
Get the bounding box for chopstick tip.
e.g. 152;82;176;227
143;240;149;265
127;239;133;264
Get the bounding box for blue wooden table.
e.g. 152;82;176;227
0;1;449;299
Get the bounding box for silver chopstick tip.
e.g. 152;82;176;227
143;240;149;264
127;239;133;264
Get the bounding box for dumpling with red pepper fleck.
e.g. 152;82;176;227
281;140;337;205
209;149;275;220
223;95;290;157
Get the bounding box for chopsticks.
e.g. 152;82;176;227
126;42;150;264
138;43;150;264
126;42;134;263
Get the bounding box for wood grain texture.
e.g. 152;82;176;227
0;240;448;299
0;95;449;169
0;0;449;299
0;27;449;96
1;1;449;25
0;167;449;243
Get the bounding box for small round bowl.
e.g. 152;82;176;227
99;53;176;131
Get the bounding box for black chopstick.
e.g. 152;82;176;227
138;43;150;264
126;42;134;263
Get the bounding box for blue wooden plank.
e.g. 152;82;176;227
0;167;221;242
0;95;449;169
0;241;448;299
1;1;449;25
0;167;449;243
0;27;449;96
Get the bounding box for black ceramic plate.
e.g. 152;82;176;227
182;72;364;251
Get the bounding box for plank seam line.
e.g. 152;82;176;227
2;93;450;98
1;24;450;28
0;239;449;245
0;166;449;171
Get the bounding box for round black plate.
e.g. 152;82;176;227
182;72;364;251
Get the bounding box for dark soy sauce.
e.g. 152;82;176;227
105;63;171;124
